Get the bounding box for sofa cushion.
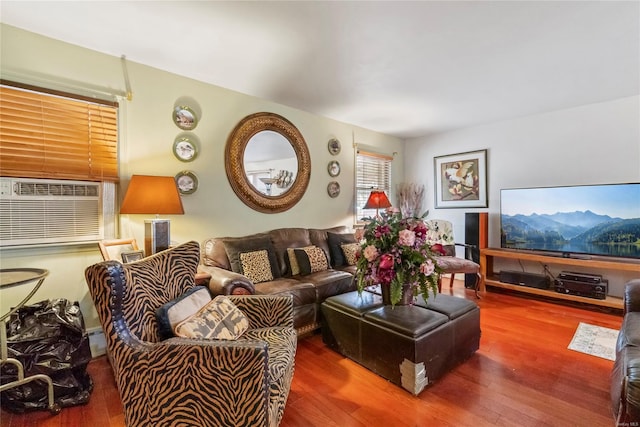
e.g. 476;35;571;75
156;286;212;340
239;250;275;283
304;269;356;301
202;238;232;269
327;232;357;267
286;246;313;276
341;243;360;266
336;264;358;275
309;226;351;262
295;246;329;274
224;235;280;280
174;296;249;340
270;228;312;275
254;278;318;306
203;232;271;270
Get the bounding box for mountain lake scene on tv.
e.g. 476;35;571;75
500;185;640;259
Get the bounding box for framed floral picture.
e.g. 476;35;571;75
434;149;487;208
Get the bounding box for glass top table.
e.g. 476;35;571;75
0;268;49;322
0;268;60;414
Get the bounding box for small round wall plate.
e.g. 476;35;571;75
173;136;199;162
328;160;340;177
175;170;198;195
173;105;198;130
328;138;341;155
327;181;340;198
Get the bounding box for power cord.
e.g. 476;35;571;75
542;264;558;288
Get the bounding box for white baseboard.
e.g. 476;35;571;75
87;326;107;357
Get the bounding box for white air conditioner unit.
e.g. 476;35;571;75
0;177;105;247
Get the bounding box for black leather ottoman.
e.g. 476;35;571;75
415;295;481;368
321;291;384;361
321;291;480;395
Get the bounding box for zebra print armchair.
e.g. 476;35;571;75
85;241;296;427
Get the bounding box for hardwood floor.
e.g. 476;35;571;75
1;280;623;426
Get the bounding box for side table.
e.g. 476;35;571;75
0;268;61;414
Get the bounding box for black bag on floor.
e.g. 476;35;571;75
1;298;93;413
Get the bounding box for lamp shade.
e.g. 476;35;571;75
363;190;391;210
120;175;184;215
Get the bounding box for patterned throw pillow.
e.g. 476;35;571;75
223;235;280;279
239;250;274;283
294;246;329;275
156;286;212;340
327;232;357;267
286;246;314;276
174;296;249;340
340;243;360;265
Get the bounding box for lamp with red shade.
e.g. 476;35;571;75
363;189;392;218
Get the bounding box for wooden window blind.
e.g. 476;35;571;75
355;149;392;222
0;82;118;182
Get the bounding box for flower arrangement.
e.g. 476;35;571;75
355;208;441;306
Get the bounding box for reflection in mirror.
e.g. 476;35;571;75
244;131;297;196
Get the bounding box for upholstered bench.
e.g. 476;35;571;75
321;290;480;395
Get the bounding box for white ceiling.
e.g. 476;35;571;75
2;1;638;139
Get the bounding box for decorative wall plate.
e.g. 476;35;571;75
328;160;340;177
328;138;341;155
173;105;198;130
327;181;340;198
173;136;199;162
175;170;198;195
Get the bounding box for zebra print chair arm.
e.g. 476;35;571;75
229;295;294;329
121;339;271;426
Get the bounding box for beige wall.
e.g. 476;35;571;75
404;96;640;297
0;24;404;330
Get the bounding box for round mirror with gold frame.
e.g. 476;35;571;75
225;112;311;213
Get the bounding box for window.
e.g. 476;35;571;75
355;148;392;222
0;81;118;181
0;81;119;247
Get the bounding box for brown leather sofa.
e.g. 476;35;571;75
611;279;640;424
200;226;358;335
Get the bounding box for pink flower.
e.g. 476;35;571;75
363;245;379;262
412;222;427;239
398;229;416;247
354;228;365;241
374;225;391;238
354;209;440;306
378;254;394;270
376;267;396;285
420;259;435;275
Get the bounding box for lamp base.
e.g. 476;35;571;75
144;219;170;255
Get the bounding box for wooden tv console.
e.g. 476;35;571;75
479;248;640;310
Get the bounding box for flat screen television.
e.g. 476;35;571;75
500;183;640;260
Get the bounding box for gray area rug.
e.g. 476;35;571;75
568;322;619;361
